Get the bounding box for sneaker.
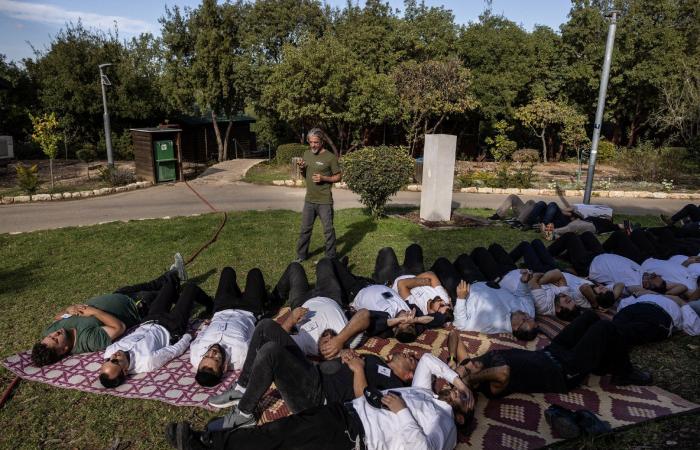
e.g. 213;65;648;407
575;410;611;436
544;404;581;439
611;367;653;386
208;387;245;409
170;252;188;281
165;422;210;450
221;407;256;429
488;213;501;221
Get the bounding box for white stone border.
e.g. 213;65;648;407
268;179;700;200
1;181;153;204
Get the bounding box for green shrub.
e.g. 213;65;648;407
15;163;40;196
342;146;414;219
274;143;307;166
97;130;134;160
512;149;540;164
485;121;517;161
596;139;617;161
98;166;136;186
614;142;688;183
456;169;496;188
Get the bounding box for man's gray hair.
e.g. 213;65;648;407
306;128;325;142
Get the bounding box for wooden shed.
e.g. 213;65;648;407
173;115;258;163
130;127;183;183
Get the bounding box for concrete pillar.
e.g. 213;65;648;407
420;134;456;221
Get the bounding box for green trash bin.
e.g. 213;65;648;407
153;140;177;182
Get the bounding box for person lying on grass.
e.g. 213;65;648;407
98;278;211;388
32;254;187;367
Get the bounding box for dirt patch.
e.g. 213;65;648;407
394;210;490;230
455;160;624;185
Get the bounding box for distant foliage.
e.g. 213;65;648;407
15;163;40;196
343;146;414;218
595;139;617;161
511;149;540;164
274;143;308;166
614;142;688;183
30;112;60;189
485;120;517;161
98;167;136;186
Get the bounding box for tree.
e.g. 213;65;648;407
400;0;458;61
30;112;61;189
484;120;517;161
393;59;476;154
515;98;563;162
0;54;37;141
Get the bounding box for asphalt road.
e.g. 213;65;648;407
0;181;685;234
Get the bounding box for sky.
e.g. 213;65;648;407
0;0;572;63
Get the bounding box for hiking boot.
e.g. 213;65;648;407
611;367;653;386
544;404;581;439
165;422;211;450
208;387;245;409
221;407;256;429
170;252;188;282
575;410;611;436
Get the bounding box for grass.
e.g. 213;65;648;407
0;208;698;449
242;160;296;184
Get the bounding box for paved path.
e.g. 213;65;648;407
0;159;687;234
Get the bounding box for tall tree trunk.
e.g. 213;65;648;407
539;130;548;163
320;128;339;156
49;158;54;190
223;119;234;160
211;111;224;162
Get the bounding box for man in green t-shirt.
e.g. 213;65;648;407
295;128;342;262
31;253;188;367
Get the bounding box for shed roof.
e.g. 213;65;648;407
130;127;183;133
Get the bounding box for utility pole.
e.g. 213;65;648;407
99;63;114;169
583;10;619;204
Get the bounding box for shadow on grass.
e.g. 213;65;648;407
0;262;43;296
336;218;378;257
188;268;217;286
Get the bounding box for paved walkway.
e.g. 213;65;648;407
0;159;688;234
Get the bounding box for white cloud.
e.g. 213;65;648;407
0;0;155;34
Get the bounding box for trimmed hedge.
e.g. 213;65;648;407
274;143;307;165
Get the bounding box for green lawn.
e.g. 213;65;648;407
0;208;697;449
242;160;297;184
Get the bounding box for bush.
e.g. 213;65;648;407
98;166;136;186
98;130;134;160
596;139;617;161
485;121;517;161
15;163;40;196
456;169;496;188
342;146;414;219
614;142;688;183
76;143;97;164
512;149;540;164
274;143;307;166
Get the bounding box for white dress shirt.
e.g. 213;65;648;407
453;281;534;333
392;275;451;315
189;309;256;372
589;254;642;286
531;272;592;316
291;297;363;356
641;258;697;291
618;294;700;336
351;284;411;317
104;323;191;374
669;255;700;279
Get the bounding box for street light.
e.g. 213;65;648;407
99;63;114;168
583;10;619;204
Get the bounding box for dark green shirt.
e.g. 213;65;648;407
42;293;140;354
303;149;340;205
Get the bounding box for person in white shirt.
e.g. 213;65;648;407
166;354;475;450
99;280;211;388
453;275;539;340
641;257;698;293
392;272;453;317
527;269;624;319
191;267;269;387
613;292;700;345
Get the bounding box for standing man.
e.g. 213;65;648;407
295;128;342;263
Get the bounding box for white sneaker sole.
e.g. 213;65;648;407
208;398;241;409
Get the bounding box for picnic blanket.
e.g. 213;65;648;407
3;314;698;450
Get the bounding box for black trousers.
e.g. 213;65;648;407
647;227;700;256
372;244;425;285
510;240;557;273
612;302;673;346
431;256;463;301
525;201;570;227
142;280;211;338
213;267;266;316
548;232;603;276
671;204;700;223
211;402;358;450
547;310;632;385
271;259;354;310
113;270;180;319
602;230;648;264
471;245;516;280
237;319;324;415
452;253;487;284
586;216;619;234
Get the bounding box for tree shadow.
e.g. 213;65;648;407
188;268;217;285
0;262;43;296
336;217;378;257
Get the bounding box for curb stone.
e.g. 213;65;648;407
2;181;153;205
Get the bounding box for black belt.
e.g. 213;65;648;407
343;403;366;450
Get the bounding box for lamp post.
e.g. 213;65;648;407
583;10;619;204
99;63;114;168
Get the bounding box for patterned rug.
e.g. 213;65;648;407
3;314;698;449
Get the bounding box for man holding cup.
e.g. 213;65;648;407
295;128;342;263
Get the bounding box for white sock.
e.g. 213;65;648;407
234;384;246;394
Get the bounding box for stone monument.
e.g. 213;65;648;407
419;134;456;221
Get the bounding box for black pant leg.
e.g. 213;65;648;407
671;204;700;223
238;319;301;387
453;253;486;283
552;310;601;348
524;201;547;225
143;277;179;318
430;257;460;301
580;231;605;254
402;243;425;275
532;239;558;271
213;267;244;313
488;244;517;271
612;303;673;346
568;319;632;376
158;283;209;336
586;217;618;234
273;263;312;309
557;233;594;276
471;247;505;280
517;241;549;273
212;403;355;450
114;270;179;306
373;247;402;285
240;268;267;316
605;230;646;264
313;257;346;306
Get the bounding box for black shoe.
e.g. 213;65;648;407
544;405;581;439
575;410;611;436
611;367;653;386
489;213;501;220
340;255;349;267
